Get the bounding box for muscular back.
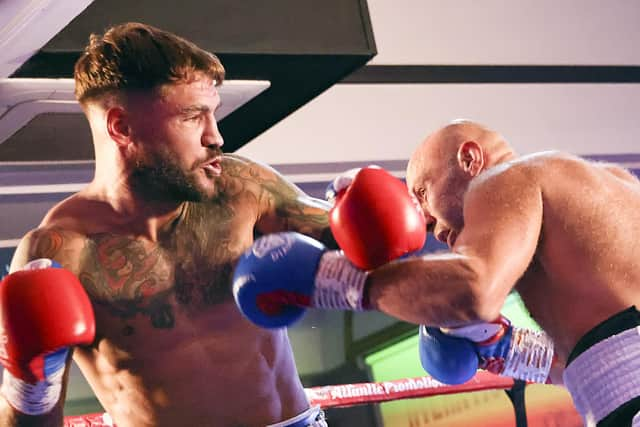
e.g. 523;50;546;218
506;153;640;362
10;155;331;427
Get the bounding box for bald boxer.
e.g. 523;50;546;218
1;22;334;427
395;120;640;426
236;119;640;426
234;166;553;386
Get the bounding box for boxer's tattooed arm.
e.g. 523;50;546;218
9;227;82;272
219;154;335;247
267;186;337;247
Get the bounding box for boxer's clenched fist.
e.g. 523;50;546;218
327;166;426;269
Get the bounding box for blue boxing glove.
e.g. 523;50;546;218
232;232;368;329
421;317;555;385
325;167;363;203
442;316;555;383
418;325;479;385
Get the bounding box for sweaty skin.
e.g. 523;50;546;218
0;23;334;427
6;155;332;427
369;121;640;371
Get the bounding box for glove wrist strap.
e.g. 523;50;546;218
312;251;368;310
1;367;63;415
501;327;554;383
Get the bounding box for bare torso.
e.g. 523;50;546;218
72;204;308;427
20;155;328;427
506;153;640;364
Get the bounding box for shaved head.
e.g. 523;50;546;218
405;120;516;245
407;120;513;190
407;120;504;186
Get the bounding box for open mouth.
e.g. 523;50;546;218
202;157;222;175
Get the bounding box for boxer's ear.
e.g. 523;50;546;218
106;106;132;149
457;141;484;177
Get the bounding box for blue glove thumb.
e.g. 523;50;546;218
419;325;479;385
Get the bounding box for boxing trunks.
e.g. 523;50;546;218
266;405;327;427
563;306;640;427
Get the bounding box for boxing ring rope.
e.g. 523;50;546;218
63;372;517;426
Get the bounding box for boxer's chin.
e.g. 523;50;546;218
192;171;222;200
162;165;221;202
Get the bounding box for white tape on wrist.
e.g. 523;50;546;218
502;327;554;383
1;368;64;415
312;251;368;310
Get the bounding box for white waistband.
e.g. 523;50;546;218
266;405;323;427
563;326;640;424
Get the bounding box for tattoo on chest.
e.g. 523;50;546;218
171;202;239;306
81;234;176;329
77;204;241;332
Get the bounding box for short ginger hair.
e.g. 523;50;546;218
74;22;225;105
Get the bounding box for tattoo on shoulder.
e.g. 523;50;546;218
28;228;66;260
15;227;85;272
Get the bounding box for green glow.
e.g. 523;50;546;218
365;292;541;381
363;296;562;426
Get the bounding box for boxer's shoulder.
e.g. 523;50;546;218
40;191;120;236
518;151;600;176
15;193;151;275
469;157;542;199
217;154;297;204
10;226;86;274
220;153;279;182
514;152;637;188
471;151;585;193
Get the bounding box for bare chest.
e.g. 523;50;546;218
76;206;254;332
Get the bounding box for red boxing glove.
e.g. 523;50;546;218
0;259;95;414
328;166;427;269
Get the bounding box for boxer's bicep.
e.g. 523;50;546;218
222;154;333;243
455;168;543;308
9;229;63;273
253;164;335;246
279;194;336;247
9;228;81;274
8;233;34;273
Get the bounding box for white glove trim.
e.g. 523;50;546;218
312;251;368;310
1;367;64;415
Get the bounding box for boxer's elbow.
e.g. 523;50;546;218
470;293;503;323
426;256;501;325
463;259;504;323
